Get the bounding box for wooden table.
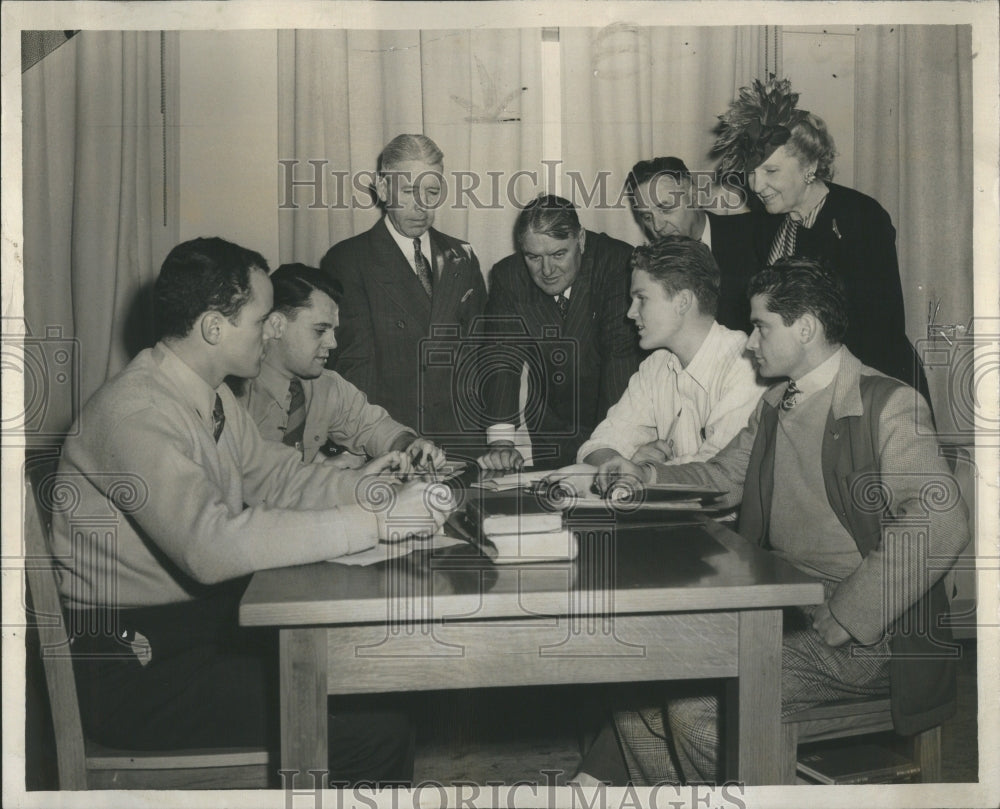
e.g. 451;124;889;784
240;513;823;785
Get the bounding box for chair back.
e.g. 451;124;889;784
23;463;89;789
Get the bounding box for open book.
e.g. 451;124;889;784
531;464;725;510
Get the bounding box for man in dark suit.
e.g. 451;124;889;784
320;134;487;461
479;195;642;470
625;156;765;334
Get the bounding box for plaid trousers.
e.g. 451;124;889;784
614;597;891;785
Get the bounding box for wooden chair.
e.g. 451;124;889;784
23;470;274;789
782;697;941;783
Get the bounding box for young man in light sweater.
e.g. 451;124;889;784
52;237;451;785
581;258;968;784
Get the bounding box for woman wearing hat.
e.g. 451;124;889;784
714;78;931;406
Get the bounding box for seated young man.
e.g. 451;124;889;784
573;235;765;476
51;237;452;785
581;258;969;784
237;262;445;470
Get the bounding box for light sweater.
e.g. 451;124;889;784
52;343;379;609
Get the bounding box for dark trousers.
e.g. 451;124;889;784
68;583;413;786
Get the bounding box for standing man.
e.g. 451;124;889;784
624;156;765;333
574;236;764;470
238;262;445;471
479;194;642;470
320;134;487;461
587;258;967;784
53;238;449;784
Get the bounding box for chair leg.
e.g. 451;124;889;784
910;726;942;783
781;723;799;784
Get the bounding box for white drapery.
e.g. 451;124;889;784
855;25;974;340
21;31;178;437
559;26;766;245
276;29;543;276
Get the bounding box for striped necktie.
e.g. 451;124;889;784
413;238;433;297
211;394;226;442
283;377;306;456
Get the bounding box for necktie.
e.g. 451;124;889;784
779;380;801;412
211;394;226;442
413;238;433;297
555;294;570;319
767;215;801;266
283;377;306;455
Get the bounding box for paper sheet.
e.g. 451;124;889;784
329;533;465;567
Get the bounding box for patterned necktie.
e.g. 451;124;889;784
779;380;801;412
767;215;801;266
555;294;570;319
211;394;226;442
283;377;306;455
413;238;433;297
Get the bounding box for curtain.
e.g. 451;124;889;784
855;26;974;429
277;29;543;277
560;26;765;245
854;26;973;343
21;31;178;439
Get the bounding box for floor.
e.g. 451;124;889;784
412;639;980;785
24;639;979;789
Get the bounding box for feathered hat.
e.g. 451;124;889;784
712;78;806;174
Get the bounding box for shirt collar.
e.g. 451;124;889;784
384;215;431;266
256;354;296;405
676;321;728;389
154;342;222;432
557;285;573;302
699;214;712;250
792;345;844;399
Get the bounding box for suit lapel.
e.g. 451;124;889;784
428;228;474;321
370;219;432;322
563;241;594;336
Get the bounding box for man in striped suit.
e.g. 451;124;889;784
479;195;642;469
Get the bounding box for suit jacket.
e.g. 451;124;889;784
320;218;487;459
705;211;768;334
481;231;642;467
754;183;931;404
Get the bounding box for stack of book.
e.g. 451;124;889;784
797;742;920;784
460;489;577;564
481;510;576;565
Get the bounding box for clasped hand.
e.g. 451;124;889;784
359;440;447;482
352;451;455;541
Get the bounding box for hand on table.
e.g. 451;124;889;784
406;438;447;477
631;439;675;465
539;463;600;499
360;450;413;481
478;442;524;472
595;456;655;497
812;601;852;647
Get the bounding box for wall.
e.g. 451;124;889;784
178;30;280;267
